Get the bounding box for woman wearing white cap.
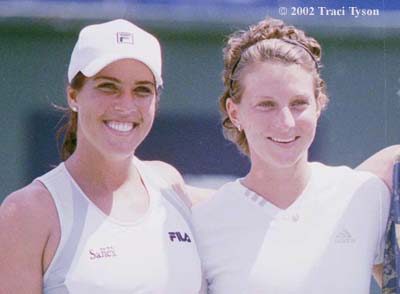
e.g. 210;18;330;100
0;19;207;293
192;17;391;293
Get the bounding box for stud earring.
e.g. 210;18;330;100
237;124;242;132
71;106;78;112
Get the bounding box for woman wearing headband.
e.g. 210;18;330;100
193;17;390;293
0;19;205;293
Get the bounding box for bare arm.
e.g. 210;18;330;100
356;145;400;189
357;146;400;287
372;264;383;288
0;182;54;294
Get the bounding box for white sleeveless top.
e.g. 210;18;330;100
38;157;202;293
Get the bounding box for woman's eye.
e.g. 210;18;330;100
257;101;275;108
291;100;309;107
134;86;154;97
96;83;118;92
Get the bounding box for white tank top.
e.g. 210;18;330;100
38;157;202;293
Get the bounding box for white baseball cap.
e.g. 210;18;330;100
68;19;163;87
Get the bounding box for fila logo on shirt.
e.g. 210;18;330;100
116;32;134;44
168;232;192;243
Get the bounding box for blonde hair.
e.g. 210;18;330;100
220;17;329;155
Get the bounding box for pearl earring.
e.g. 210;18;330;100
71;106;78;112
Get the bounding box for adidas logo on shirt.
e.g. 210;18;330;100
334;229;355;244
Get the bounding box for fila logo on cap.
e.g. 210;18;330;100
117;32;134;44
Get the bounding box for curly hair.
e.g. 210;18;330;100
219;17;329;155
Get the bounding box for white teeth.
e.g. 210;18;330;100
271;137;296;143
106;121;134;132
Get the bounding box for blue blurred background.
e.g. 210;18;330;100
1;1;399;291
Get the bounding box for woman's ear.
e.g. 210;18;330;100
315;94;325;119
67;86;79;112
316;104;321;119
226;98;241;129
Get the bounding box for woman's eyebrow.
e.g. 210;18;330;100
94;76;121;83
135;81;155;87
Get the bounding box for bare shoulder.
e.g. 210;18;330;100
2;180;54;211
1;181;56;239
0;181;57;290
143;160;216;206
144;160;185;186
186;185;216;206
356;145;400;189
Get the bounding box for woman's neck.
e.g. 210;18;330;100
64;147;139;194
242;158;312;209
64;146;151;222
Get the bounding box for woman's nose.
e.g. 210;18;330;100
276;107;295;130
113;91;138;114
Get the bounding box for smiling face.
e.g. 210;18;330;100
68;58;157;161
227;61;321;170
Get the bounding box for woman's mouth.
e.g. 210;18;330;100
105;121;138;133
268;136;299;144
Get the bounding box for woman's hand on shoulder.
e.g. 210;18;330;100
145;160;215;207
0;181;55;293
356;144;400;190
